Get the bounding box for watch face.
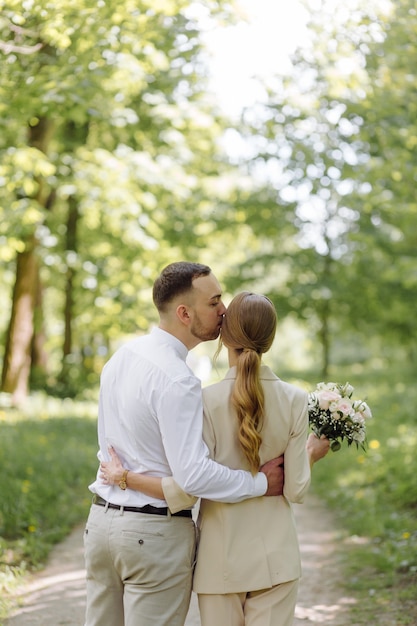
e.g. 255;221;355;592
119;470;128;490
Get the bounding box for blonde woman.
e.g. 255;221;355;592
101;292;329;626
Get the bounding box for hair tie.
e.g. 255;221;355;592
242;347;260;355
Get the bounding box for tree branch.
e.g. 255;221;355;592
0;40;44;55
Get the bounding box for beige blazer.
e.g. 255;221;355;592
162;365;311;594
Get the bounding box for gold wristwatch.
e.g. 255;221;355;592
119;469;129;490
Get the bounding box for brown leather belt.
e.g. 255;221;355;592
93;495;192;518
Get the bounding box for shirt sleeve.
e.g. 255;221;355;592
157;375;267;502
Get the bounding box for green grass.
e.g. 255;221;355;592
0;394;99;621
1;362;416;624
297;364;417;625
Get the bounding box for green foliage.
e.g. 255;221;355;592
1;0;416;405
227;0;417;374
0;396;99;617
308;364;417;624
0;4;416;621
0;401;98;558
0;397;99;619
0;0;242;396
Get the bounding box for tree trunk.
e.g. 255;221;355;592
318;298;330;380
30;187;56;387
1;236;38;404
1;117;54;403
318;247;332;380
30;276;49;389
62;196;79;360
58;121;89;392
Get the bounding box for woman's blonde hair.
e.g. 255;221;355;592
220;292;277;473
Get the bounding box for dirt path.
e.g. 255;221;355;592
4;494;354;626
293;495;355;625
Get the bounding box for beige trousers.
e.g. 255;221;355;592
84;503;196;626
198;578;299;626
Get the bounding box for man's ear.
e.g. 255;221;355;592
176;305;191;325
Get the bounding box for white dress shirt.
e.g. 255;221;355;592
89;327;267;507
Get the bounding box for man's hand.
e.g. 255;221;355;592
260;455;284;496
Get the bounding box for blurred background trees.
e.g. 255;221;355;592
0;0;416;404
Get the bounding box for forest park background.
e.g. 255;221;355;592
1;2;417;624
1;0;416;404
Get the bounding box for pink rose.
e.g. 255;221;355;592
317;390;340;410
334;399;353;416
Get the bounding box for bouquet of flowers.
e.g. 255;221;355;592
308;381;372;452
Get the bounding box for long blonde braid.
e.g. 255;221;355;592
220;292;277;474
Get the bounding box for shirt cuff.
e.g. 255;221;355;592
254;471;268;496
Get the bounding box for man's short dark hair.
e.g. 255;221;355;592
153;262;212;313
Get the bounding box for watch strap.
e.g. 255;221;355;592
119;469;129;490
